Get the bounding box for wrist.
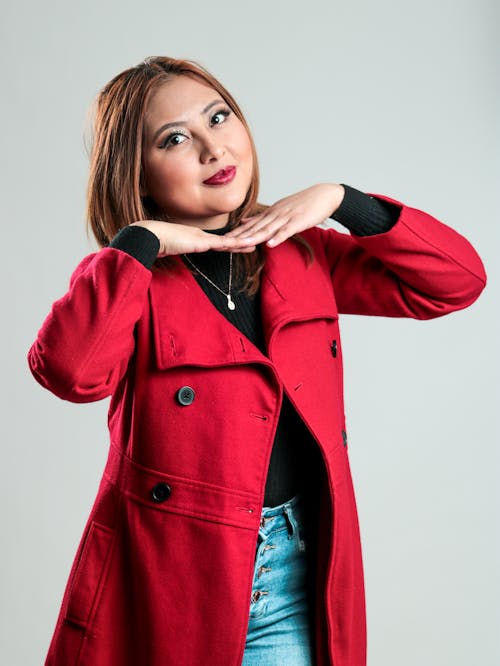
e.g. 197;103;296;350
328;183;345;216
109;224;161;269
330;184;401;236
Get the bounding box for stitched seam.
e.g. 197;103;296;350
103;467;259;504
106;443;261;502
62;260;145;399
399;217;485;285
117;489;258;530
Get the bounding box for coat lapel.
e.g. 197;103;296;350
260;235;338;355
149;235;338;369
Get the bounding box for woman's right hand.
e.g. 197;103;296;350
130;220;257;257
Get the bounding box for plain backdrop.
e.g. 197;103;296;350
2;0;498;664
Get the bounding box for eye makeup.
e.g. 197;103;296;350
159;107;231;150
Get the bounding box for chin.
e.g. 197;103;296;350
226;186;250;207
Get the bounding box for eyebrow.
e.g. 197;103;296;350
151;99;225;143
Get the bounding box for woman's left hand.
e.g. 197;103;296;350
223;183;345;247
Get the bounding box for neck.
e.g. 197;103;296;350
203;220;233;236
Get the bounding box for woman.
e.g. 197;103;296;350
28;56;486;666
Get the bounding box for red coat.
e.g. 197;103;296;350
28;193;486;665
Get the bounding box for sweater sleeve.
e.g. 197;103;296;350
108;225;160;269
330;183;401;236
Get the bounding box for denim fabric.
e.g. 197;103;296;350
242;493;316;665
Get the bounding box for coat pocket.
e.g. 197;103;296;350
64;521;115;629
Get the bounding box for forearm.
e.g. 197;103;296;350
330;183;401;236
321;193;487;318
28;248;153;402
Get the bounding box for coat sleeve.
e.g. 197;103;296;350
316;192;486;318
27;248;153;403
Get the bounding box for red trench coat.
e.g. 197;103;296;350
29;193;486;665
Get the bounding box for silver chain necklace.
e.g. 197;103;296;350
183;252;236;310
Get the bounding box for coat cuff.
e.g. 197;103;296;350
108;225;160;270
330;184;402;236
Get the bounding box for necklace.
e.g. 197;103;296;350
183;252;236;310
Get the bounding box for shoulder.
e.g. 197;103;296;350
296;224;355;267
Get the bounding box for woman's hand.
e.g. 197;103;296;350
224;183;345;247
129;220;257;257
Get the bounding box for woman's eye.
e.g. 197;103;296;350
161;132;188;149
160;108;230;149
211;108;231;125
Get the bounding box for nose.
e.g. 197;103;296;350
200;134;226;163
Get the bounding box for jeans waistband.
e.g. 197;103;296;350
258;492;310;539
261;492;307;521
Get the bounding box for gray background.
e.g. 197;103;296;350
2;0;498;664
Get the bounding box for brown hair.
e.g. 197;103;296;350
86;56;313;295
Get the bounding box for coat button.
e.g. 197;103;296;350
330;339;337;358
176;386;195;406
341;429;348;447
151;482;172;503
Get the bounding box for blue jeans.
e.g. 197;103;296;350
242;492;316;665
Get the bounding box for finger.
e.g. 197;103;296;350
210;234;255;247
223;220;260;238
210;238;256;254
239;218;293;245
225;212;276;238
210;235;256;253
265;221;301;247
219;244;257;254
231;217;282;242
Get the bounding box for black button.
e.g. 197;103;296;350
176;386;195;406
330;339;337;358
341;429;348;447
151;482;172;503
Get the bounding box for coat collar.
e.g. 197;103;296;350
149;236;338;369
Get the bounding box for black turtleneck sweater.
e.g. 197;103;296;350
109;184;401;507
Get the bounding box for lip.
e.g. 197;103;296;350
203;166;236;185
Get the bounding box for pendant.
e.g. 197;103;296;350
227;295;236;310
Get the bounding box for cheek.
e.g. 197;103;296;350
231;132;253;181
146;156;193;197
238;129;253;160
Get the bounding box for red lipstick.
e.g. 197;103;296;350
203;166;236;185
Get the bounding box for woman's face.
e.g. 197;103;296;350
141;75;254;230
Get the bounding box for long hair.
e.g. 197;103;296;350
86;56;313;295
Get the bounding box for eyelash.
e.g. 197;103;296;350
160;107;231;149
